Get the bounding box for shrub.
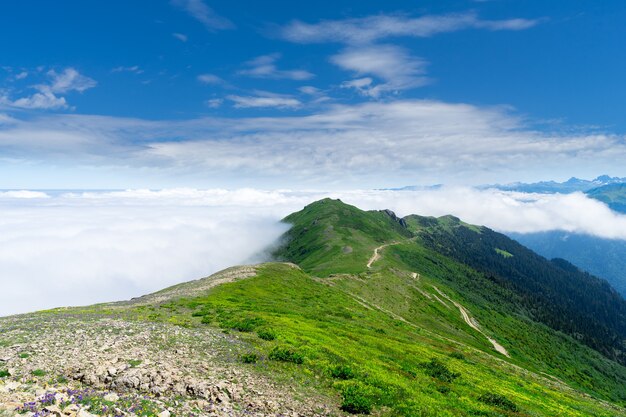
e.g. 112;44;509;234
420;358;460;383
31;369;46;377
224;316;265;332
340;383;374;414
330;364;355;380
257;328;277;341
478;392;518;412
268;346;304;364
448;351;465;360
200;315;212;324
241;353;258;364
18;353;30;359
0;369;9;378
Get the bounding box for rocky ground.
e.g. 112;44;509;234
0;314;338;417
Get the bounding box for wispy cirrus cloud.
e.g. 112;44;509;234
171;0;234;31
239;53;314;81
111;66;144;74
1;68;96;110
197;73;224;85
172;32;188;42
280;12;542;44
226;91;302;108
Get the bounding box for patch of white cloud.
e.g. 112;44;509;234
226;92;301;109
172;32;188;42
238;54;314;81
112;66;144;74
1;68;96;110
2;187;626;317
280;12;541;44
170;0;234;31
332;45;429;96
0;190;49;199
197;73;223;84
205;98;223;108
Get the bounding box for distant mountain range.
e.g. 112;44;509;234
487;175;626;194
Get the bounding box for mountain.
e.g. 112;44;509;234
504;182;626;299
587;183;626;213
487;175;626;194
510;231;626;298
2;198;626;417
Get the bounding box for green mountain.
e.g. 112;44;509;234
587;183;626;213
2;198;626;417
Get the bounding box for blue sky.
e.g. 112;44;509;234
1;0;626;188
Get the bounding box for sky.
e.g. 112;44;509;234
2;1;626;315
1;0;626;188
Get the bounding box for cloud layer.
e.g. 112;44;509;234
1;99;623;188
2;187;626;317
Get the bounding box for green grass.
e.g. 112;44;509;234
31;369;46;377
495;248;514;258
136;263;624;416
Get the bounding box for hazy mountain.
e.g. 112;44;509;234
487;175;626;194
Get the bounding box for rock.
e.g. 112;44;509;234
44;404;63;416
158;410;170;417
77;409;97;417
107;367;117;377
103;393;119;402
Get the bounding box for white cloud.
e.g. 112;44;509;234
172;32;188;42
206;98;223;108
112;66;144;74
2;187;626;317
280;12;541;44
0;190;49;199
0;100;625;187
1;68;96;110
6;91;68;110
226;92;301;109
0;190;290;316
170;0;234;31
332;45;429;96
45;68;97;94
239;54;314;80
14;71;28;80
197;73;223;84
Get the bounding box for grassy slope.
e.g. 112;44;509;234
123;263;623;416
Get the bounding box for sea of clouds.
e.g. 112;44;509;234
2;187;626;316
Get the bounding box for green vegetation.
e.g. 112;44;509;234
268;346;304;364
494;248;513;258
0;370;9;378
257;328;277;341
128;359;142;368
31;369;46;377
241;352;258;363
478;392;518;412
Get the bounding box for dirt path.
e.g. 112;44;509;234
433;286;510;357
367;243;398;268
